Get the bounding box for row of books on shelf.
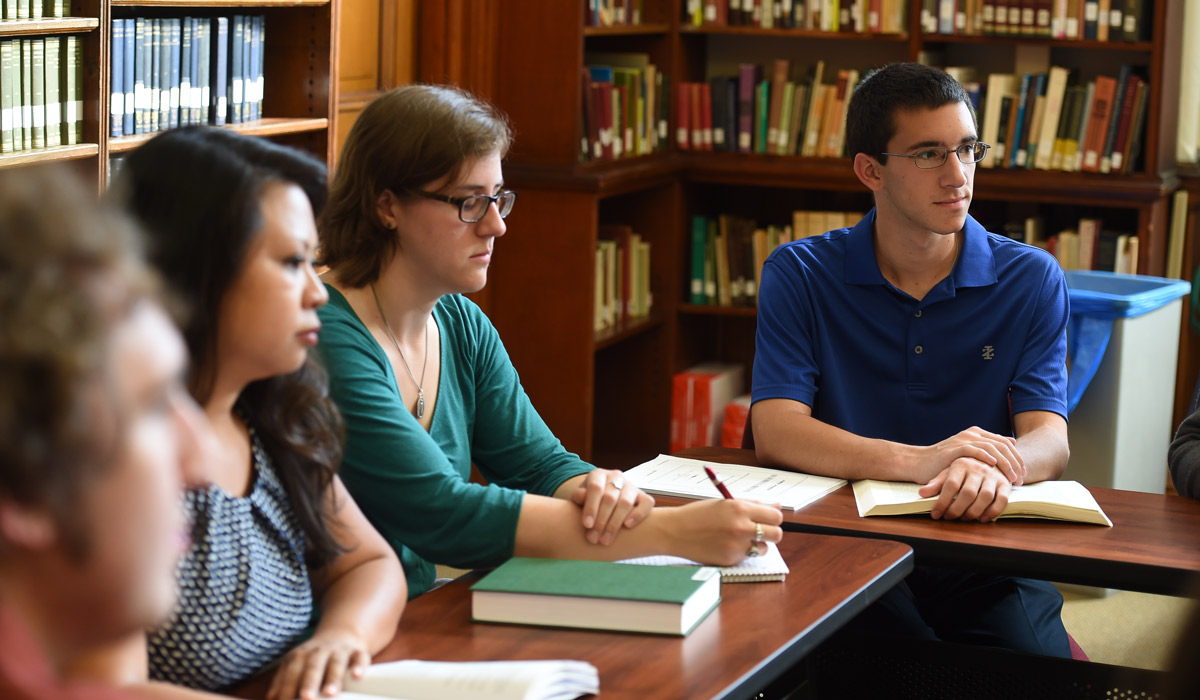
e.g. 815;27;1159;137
689;210;862;307
0;36;82;154
109;15;265;139
922;0;1148;40
683;0;907;32
1014;216;1139;273
678;60;857;156
977;65;1147;175
583;53;668;161
0;0;66;19
586;0;645;27
594;224;653;332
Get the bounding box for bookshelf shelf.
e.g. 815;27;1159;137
919;34;1154;52
584;23;671;37
0;144;99;168
0;18;100;36
594;313;666;351
679;26;908;41
108;117;329;152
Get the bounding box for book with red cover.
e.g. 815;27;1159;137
1081;74;1116;173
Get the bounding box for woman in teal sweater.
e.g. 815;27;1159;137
317;85;783;598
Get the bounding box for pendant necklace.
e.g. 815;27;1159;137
370;283;428;419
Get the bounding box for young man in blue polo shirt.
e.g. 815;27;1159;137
752;62;1071;657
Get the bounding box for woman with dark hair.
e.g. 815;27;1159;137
102;127;406;700
317;84;784;599
0;164;205;699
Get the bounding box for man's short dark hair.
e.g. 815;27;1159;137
845;62;977;165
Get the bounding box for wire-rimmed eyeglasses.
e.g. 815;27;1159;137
412;190;518;223
879;142;991;169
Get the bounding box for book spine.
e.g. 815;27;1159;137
212;17;228;126
255;15;266;120
198;19;211;125
30;38;44;149
134;17;146;134
1;40;13;153
150;18;160;132
44;36;59;148
230;15;243;124
120;19;132;135
19;39;31;148
66;34;80;144
168;18;180;129
110;19;124;137
180;17;193;127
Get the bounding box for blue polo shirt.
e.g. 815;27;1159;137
753;209;1068;447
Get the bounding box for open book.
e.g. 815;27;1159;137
852;479;1113;526
625;454;845;510
336;659;599;700
618;539;790;582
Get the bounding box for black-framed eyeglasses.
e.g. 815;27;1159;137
412;190;518;223
879;142;991;169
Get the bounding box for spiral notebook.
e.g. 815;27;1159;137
617;540;789;583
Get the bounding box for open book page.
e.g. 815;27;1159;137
853;479;1112;526
339;659;600;700
625;454;845;510
617;540;789;582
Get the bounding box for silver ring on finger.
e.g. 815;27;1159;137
609;478;624;491
754;522;764;543
746;544;761;558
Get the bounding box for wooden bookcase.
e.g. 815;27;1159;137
442;1;1187;468
0;0;339;188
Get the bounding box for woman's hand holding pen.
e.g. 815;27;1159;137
657;499;785;567
569;469;655;545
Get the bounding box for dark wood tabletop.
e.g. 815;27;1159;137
350;533;911;700
675;446;1200;596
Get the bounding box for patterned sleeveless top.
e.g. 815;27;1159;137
147;430;313;691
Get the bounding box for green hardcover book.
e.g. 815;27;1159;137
470;557;721;636
690;215;708;304
53;0;66;18
1;41;14;153
64;34;80;144
30;37;44;149
28;0;38;18
2;0;15;20
43;36;59;147
755;80;769;154
19;39;32;149
16;0;28;20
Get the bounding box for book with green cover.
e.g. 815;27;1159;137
471;557;721;636
1;40;14;153
30;37;44;149
852;479;1113;526
64;34;80;144
19;39;32;149
44;36;59;147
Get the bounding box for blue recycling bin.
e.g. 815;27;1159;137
1065;271;1191;493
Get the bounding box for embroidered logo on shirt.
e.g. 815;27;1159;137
982;345;995;360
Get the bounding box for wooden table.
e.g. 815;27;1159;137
677;446;1200;596
354;533;911;700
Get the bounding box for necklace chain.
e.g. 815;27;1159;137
369;283;428;419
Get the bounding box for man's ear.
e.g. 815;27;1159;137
0;500;56;551
853;152;886;193
376;189;399;231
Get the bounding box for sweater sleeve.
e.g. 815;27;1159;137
1170;407;1200;500
449;296;594;495
316;302;526;591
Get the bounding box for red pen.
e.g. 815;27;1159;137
704;465;735;500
